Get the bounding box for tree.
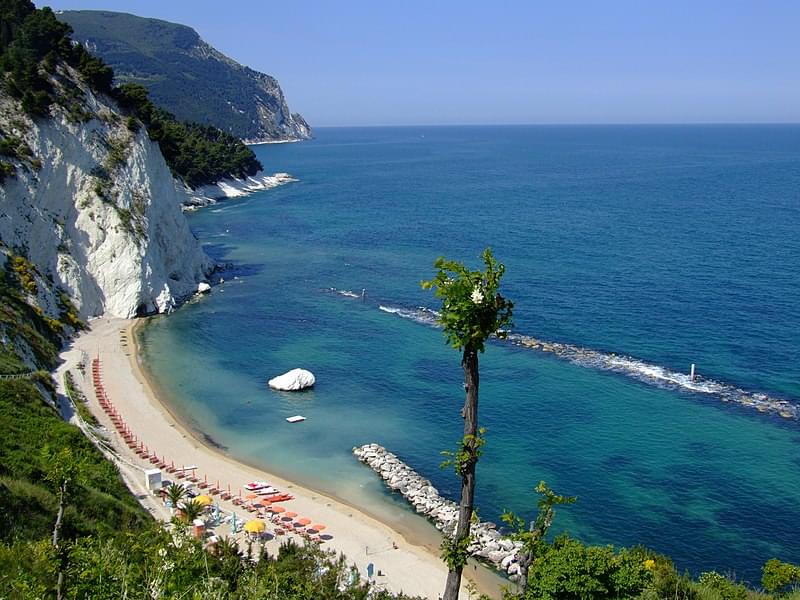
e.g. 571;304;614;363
502;481;576;595
179;498;204;524
41;444;82;600
421;248;513;600
164;482;187;510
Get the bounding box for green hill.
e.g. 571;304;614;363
59;10;312;143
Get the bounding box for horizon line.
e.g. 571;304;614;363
311;121;800;129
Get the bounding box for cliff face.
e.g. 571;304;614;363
60;10;312;143
0;65;213;320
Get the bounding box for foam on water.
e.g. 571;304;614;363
378;304;440;327
373;301;800;421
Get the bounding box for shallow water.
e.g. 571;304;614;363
141;125;800;583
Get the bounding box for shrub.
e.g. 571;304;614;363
697;571;748;600
10;255;37;295
0;161;15;182
762;559;800;594
524;536;652;600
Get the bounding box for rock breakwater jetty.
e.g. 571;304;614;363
353;443;524;580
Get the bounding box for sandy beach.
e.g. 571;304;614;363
56;316;506;599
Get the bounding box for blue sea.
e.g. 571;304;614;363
140;125;800;583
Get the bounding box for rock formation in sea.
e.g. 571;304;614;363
268;369;316;391
0;63;213;319
59;10;312;143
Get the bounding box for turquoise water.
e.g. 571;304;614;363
140;126;800;583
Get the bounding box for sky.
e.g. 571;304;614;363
41;0;800;126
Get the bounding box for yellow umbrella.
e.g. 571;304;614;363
195;494;213;507
244;520;266;534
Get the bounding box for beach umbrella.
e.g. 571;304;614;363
245;493;258;500
269;505;285;514
311;524;326;531
243;520;266;534
259;498;273;507
296;518;311;526
284;511;297;518
195;495;213;507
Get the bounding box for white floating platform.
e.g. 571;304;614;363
286;415;306;423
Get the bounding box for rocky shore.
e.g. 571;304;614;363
184;172;298;210
353;443;524;581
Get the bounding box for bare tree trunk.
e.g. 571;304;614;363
443;347;479;600
53;482;67;600
52;484;65;548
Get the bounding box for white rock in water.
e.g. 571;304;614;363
268;368;315;391
197;282;211;294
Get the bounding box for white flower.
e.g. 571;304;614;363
157;547;167;558
471;287;484;304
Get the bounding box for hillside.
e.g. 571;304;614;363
59;10;312;143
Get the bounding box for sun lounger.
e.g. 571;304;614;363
244;481;270;491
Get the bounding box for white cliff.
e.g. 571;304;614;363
0;65;213;320
184;172;298;211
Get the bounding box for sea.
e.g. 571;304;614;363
139;125;800;583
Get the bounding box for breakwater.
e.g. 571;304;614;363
507;333;799;420
353;443;525;580
369;302;799;422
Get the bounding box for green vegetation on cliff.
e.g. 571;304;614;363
114;82;261;187
0;259;149;543
59;9;311;142
0;0;262;188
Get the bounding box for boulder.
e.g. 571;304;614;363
268;368;315;391
501;554;517;569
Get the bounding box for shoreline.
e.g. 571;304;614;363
64;316;507;599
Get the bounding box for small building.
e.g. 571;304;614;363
144;468;162;491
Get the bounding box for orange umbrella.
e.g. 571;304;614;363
269;506;285;513
245;493;258;500
259;498;273;506
296;518;311;526
284;511;298;518
310;524;326;531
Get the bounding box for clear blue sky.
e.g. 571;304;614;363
41;0;800;126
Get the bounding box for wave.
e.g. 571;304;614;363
373;303;799;421
325;287;362;299
378;304;440;327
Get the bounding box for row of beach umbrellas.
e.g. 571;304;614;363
92;355;330;541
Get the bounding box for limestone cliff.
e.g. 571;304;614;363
0;64;213;320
